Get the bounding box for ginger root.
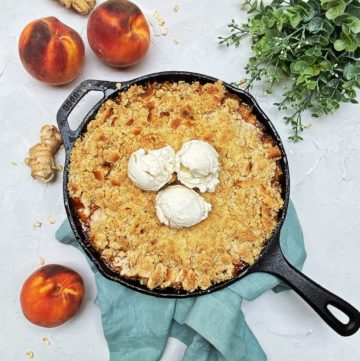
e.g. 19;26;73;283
56;0;96;15
25;125;62;183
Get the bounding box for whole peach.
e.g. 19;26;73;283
18;17;85;85
20;264;85;328
87;0;150;67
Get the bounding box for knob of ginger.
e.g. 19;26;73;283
57;0;96;15
25;125;62;183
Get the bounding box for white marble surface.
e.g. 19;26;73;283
0;0;359;360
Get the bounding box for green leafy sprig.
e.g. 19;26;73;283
219;0;360;141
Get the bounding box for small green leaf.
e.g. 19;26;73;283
308;0;322;13
333;28;359;51
307;17;335;34
320;0;335;8
290;56;316;74
334;39;346;51
272;8;288;31
342;32;359;51
350;19;360;34
333;14;351;27
347;4;360;19
307;34;330;46
297;2;316;21
342;24;352;36
296;74;308;85
259;0;265;12
305;46;322;57
342;80;357;90
280;63;290;76
291;61;306;74
242;0;258;13
305;65;321;77
343;62;360;80
305;80;318;90
306;17;325;32
321;0;346;20
286;8;303;28
319;60;332;71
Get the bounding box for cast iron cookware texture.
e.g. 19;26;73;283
57;71;360;336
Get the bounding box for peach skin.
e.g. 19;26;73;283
87;0;150;67
20;264;85;328
18;17;85;85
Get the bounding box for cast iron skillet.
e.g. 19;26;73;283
57;71;360;336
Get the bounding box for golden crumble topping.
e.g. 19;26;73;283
68;81;284;292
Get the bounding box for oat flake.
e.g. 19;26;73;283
25;351;34;359
42;337;50;345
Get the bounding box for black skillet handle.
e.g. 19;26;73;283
254;238;360;336
56;80;121;152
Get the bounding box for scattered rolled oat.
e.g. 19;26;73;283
39;256;45;265
33;221;42;229
48;216;55;224
115;82;122;90
152;10;159;18
149;19;162;37
11;161;18;166
158;18;165;26
56;164;63;172
173;38;180;44
42;337;50;345
25;351;34;359
173;4;179;12
162;28;168;36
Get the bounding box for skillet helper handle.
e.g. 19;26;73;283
257;241;360;336
56;79;120;151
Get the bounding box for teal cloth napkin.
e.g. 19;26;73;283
56;200;306;361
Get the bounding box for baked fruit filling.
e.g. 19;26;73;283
68;80;284;292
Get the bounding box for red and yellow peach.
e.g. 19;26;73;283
87;0;150;67
20;264;85;328
18;17;85;85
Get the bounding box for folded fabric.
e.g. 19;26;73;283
56;200;306;361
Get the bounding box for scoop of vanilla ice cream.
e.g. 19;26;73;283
128;146;176;191
156;185;212;228
176;140;220;192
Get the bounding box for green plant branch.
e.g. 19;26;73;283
219;0;360;140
